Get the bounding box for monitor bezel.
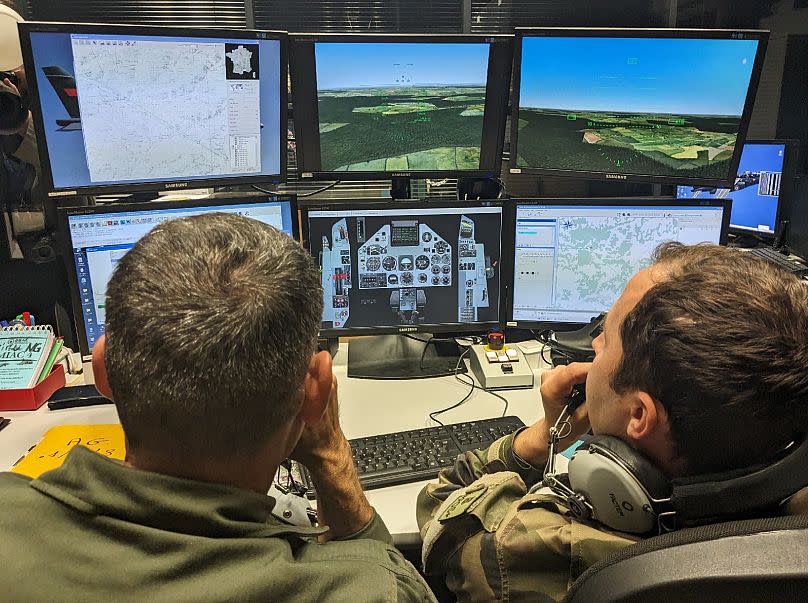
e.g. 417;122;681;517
289;33;513;180
56;193;299;357
509;27;770;187
677;139;799;239
299;197;506;338
502;197;732;332
19;22;289;198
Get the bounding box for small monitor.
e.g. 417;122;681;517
290;34;513;179
20;23;287;196
677;140;797;237
511;28;768;186
58;195;297;356
301;200;503;336
506;199;730;328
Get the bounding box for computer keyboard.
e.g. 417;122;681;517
351;415;526;490
748;247;808;275
287;415;527;497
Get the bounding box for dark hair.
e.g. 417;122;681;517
612;242;808;475
104;213;324;463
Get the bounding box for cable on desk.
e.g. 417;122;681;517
428;343;511;425
429;348;473;427
454;371;510;418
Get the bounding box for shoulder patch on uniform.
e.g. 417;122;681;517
438;483;487;523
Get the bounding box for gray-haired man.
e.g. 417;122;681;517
0;213;435;602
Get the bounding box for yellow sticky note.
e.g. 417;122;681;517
11;424;125;479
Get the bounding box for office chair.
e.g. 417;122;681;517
564;514;808;602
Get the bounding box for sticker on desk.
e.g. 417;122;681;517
11;424;125;478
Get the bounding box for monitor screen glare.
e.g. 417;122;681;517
511;203;726;324
677;143;786;234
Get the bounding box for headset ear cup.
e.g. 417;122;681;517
568;436;670;534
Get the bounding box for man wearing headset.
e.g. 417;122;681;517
417;242;808;601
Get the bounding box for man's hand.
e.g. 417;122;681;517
290;376;374;541
513;362;592;467
291;375;347;467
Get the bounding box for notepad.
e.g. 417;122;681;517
0;326;56;389
11;424;125;478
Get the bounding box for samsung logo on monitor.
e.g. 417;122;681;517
390;172;413;177
398;327;418;333
164;182;190;189
605;174;628;180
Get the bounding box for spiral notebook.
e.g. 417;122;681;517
0;325;57;390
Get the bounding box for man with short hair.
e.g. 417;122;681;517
417;242;808;601
0;213;436;602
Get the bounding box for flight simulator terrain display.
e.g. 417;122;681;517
516;35;761;180
308;208;501;330
315;42;489;172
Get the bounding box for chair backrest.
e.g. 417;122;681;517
564;515;808;603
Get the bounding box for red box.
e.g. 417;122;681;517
0;365;66;411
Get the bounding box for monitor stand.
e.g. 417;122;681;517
390;177;411;200
347;334;468;380
732;234;763;248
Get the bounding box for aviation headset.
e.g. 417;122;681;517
542;393;808;535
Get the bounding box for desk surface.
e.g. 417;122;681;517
0;342;551;545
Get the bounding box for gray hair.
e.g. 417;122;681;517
104;212;324;462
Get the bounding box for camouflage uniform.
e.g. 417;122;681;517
416;428;638;602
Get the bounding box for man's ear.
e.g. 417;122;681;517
91;335;114;401
625;391;661;442
299;350;333;426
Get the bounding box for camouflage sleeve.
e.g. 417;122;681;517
418;475;638;602
416;427;542;529
416;429;638;601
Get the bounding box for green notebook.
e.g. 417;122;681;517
0;326;55;389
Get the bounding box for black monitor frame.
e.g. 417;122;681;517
299;198;505;338
56;193;298;357
19;22;288;198
678;139;799;240
290;33;513;181
510;27;769;187
502;197;732;332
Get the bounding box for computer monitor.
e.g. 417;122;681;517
290;34;513;180
19;23;287;197
301;200;503;334
58;195;298;356
676;140;798;238
510;28;768;186
505;199;730;328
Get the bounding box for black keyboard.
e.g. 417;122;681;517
351;415;526;490
748;247;808;275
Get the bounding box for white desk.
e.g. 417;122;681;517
0;342;551;546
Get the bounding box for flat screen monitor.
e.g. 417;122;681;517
511;28;768;186
301;200;503;336
677;140;797;237
290;34;513;179
505;199;730;328
20;23;287;197
58;195;297;356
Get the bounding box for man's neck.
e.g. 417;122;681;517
124;451;280;495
